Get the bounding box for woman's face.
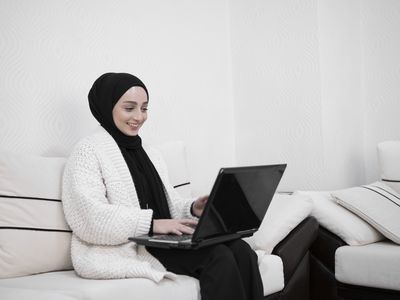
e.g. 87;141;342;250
112;86;148;136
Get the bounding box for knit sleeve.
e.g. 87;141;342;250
165;183;196;220
62;141;153;246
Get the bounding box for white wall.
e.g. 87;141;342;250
318;0;365;189
1;0;399;194
229;0;399;191
229;0;325;191
0;0;235;196
362;0;400;183
229;0;365;190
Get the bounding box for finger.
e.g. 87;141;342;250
198;197;208;206
180;219;198;225
172;229;182;235
180;225;195;235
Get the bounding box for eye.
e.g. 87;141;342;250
141;107;148;112
124;107;134;112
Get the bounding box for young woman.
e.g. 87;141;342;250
62;73;264;300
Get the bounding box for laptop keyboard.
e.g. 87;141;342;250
150;234;192;241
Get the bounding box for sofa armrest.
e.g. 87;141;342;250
272;216;318;284
310;226;347;272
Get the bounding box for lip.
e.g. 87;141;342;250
127;122;140;127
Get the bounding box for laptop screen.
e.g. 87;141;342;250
193;164;286;241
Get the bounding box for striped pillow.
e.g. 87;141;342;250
333;182;400;244
378;141;400;194
0;149;72;279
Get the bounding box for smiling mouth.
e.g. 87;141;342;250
127;122;140;129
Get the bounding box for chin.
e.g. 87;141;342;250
120;128;138;136
126;131;139;136
119;124;141;136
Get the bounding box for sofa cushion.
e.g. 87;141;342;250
257;252;284;295
295;190;384;245
0;286;78;300
0;149;66;199
0;253;284;298
0;149;72;279
0;270;199;300
335;241;400;291
378;141;400;194
245;193;313;254
333;181;400;244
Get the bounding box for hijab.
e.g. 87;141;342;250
88;72;171;219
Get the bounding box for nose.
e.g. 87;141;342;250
132;109;144;122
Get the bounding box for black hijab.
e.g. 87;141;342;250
88;72;171;219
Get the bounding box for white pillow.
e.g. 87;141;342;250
378;141;400;194
245;193;313;254
295;190;384;245
333;181;400;244
0;149;72;279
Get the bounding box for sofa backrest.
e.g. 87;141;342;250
155;141;192;198
0;141;191;279
377;140;400;194
0;149;71;279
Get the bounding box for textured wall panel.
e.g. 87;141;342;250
362;0;400;183
229;0;384;190
229;0;327;190
318;0;365;189
1;0;399;193
0;0;235;195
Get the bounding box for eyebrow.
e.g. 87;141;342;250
122;101;149;105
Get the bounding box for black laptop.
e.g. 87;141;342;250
129;164;286;249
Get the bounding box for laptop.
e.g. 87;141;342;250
129;164;286;249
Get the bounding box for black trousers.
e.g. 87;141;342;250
147;239;264;300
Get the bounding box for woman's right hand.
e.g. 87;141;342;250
153;219;198;235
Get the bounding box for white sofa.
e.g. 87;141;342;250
0;140;317;300
297;141;400;300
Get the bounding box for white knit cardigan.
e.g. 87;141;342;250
62;126;194;282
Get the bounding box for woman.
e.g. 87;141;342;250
62;72;263;300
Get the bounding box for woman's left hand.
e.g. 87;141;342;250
192;195;208;217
